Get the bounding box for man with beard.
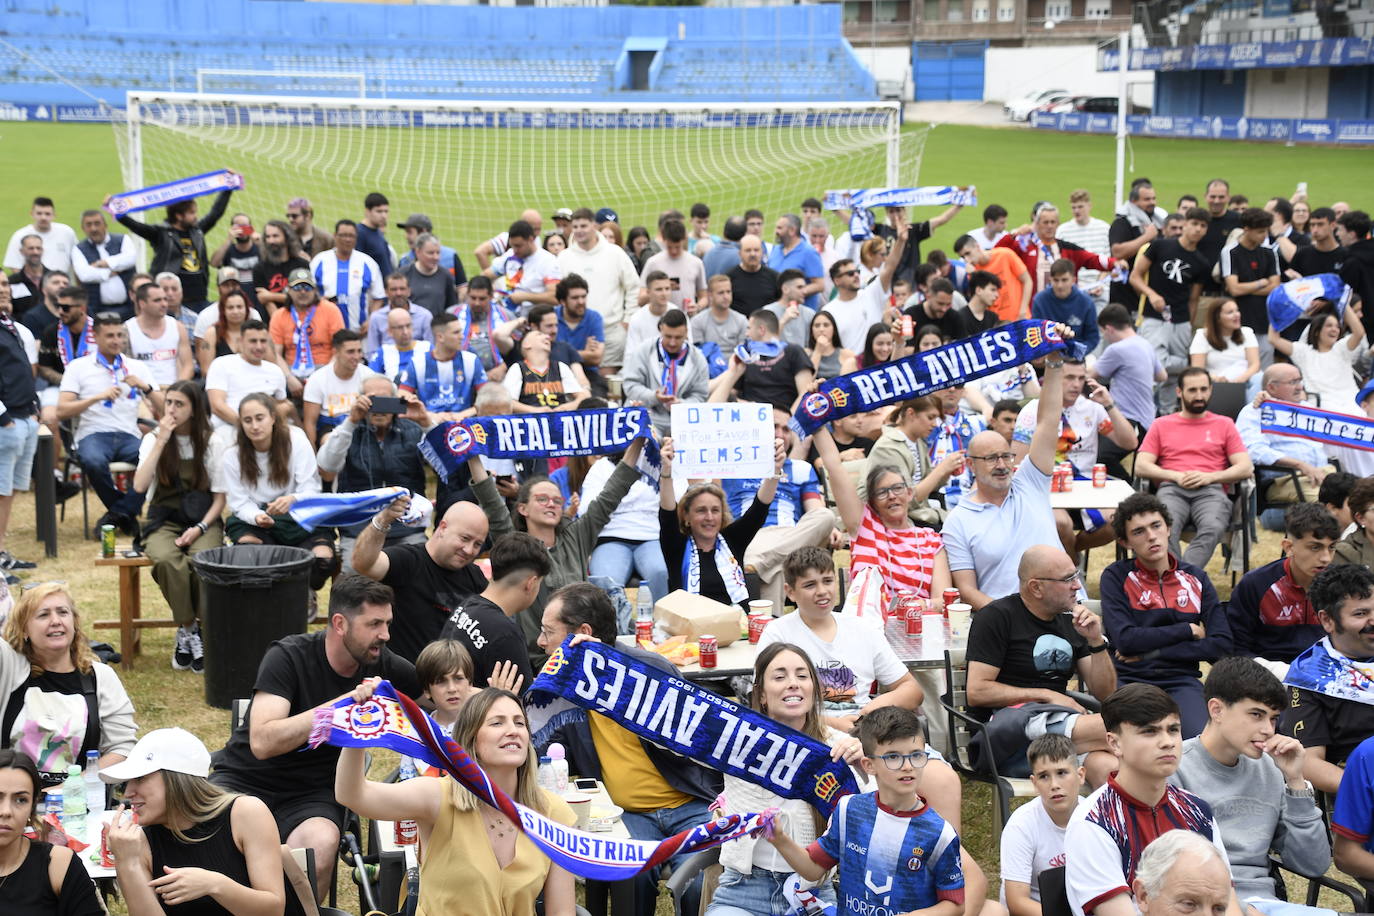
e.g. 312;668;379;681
365;272;433;353
18;269;67;338
285;197;333;258
1133;368;1251;569
251;218;309;315
1198;179;1243;281
351;490;490;663
210;574;420;900
109;177;237;312
6;234;46;318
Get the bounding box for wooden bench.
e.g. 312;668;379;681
92;550;174;671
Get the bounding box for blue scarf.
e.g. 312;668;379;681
1260;400;1374;453
1267;273;1350;333
790;320;1073;438
530;639;858;815
57;318;93;365
682;533;749;605
104;169;242;217
288;486;432;532
96;352;140;408
419;407;659;484
289;305;317;375
824;186;977;241
659;341;689;396
311;680;772;881
1284;637;1374;707
455;303;509;366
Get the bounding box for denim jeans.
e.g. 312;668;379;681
705;866;837;916
0;416;39;496
76;430;144;517
620;799;713;916
588;539;670;607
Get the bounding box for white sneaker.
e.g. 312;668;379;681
172;626;193;671
188;623;204;674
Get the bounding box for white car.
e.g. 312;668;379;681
1004;88;1070;121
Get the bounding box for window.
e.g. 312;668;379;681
1085;0;1112;15
947;1;965;19
997;0;1017;19
973;0;990;19
844;1;861;22
925;0;942;19
1046;0;1071;18
875;0;900;20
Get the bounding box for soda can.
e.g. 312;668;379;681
905;604;923;636
394;817;418;846
100;821;116;866
1050;470;1062;493
635;619;654;645
748;615;770;645
900;314;914;339
942;588;960;610
698;635;718;669
100;525;116;559
1093;463;1107;488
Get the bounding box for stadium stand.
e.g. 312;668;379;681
0;0;876;105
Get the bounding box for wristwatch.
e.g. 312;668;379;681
1086;642;1109;654
1285;781;1316;800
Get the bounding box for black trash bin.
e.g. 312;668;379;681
192;545;314;709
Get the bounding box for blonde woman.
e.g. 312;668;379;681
0;583;135;779
336;686;576;916
103;728;290;916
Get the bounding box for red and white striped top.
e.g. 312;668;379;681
850;505;943;598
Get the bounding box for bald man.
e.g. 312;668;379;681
1133;831;1234;916
351;488;489;662
942;351;1073;610
965;543;1118;787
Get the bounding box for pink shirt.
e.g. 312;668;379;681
1139;411;1244;473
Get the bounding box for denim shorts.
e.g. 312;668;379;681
705;866;836;916
0;416;39;496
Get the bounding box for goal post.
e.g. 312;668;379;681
116;92;928;259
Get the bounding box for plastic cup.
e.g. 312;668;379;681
947;602;973;637
564;793;592;830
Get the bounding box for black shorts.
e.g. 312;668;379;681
210;774;344;839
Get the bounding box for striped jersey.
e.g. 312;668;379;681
808;793;965;916
851;505;943;598
310;249;386;328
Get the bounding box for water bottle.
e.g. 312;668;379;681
62;764;87;838
45;790;63;825
537;755;555;792
546;743;569;794
84;750;104;815
635;587;654;644
393;756;418;846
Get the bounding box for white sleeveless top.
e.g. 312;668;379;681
124;317;180;387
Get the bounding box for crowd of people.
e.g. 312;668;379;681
1;177;1374;916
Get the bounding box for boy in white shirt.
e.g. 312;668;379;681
623;270;685;356
1002;734;1085;916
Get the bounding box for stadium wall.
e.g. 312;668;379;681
983;44;1154;108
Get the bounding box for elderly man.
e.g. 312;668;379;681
943;356;1070;610
1237;364;1333;530
1132;824;1235;916
71;209;137;318
999;204;1117;300
351;479;490;663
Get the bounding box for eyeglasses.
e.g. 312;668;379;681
873;483;910;499
1032;571;1082;585
531;494;565;507
836;269;859;278
869;751;930;770
969;452;1016;465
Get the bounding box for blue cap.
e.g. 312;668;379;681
595;207;619;224
1359;378;1374;408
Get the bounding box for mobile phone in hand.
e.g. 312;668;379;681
367;396;406;415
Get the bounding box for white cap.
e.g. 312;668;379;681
99;728;211;783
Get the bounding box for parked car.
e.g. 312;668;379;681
1046;96;1150;115
1004;88;1070;121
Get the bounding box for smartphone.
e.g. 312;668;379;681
574;778;599;792
367;396;406;415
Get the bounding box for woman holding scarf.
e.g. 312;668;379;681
132;380;225;673
658;434;785;610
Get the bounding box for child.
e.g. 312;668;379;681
1031;259;1099;354
765;706;966;916
1001;734;1085;916
416;638;476;736
623;270;682;355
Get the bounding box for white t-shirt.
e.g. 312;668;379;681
16;322;36;364
823;281;888;354
757;612;908;713
219;425;321;521
1290;338;1363;411
302;364;376;425
59;353;158;443
1000;796;1076;904
576;456;659;541
1013;396;1113;477
4;222;79;273
623;304;691;357
204;354;288;429
1188;327;1258;382
492;247;560;313
640;250;708;308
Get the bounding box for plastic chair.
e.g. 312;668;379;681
666;847;721;916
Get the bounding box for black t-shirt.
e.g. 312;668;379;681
439;594;534;689
950;305;999;339
739;342;811;411
252;256;310;301
964;594;1089;721
211;632;419;791
903;300;965;343
1221;240;1280;333
876;220;934;285
20;303;58;338
1290;244;1346;278
1142;238;1212;323
380;542;488;662
1281;684;1374;767
1272;231;1311;275
37;322;91;378
1107;217;1143;307
727;265;781;317
1200;211;1243;264
806;433;875;465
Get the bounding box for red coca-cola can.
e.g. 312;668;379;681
905;604;923;636
698;635;718;669
748;615;769;644
635;619;654;644
1050;469;1062;492
1092;463;1107;488
100;822;116;867
394;817;418;846
942;588;960;610
901;314;914;339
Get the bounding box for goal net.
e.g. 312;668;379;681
116;92;929;258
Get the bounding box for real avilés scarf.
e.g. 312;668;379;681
824;187;977;242
530;638;859;815
789;319;1073;438
1260;400;1374;453
311;680;773;881
684;533;749;606
288;486;433;532
658;341;690;396
57;317;93;366
1284;636;1374;707
1266;273;1351;333
419;407;660;484
104;169;243;217
289;305;317;376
